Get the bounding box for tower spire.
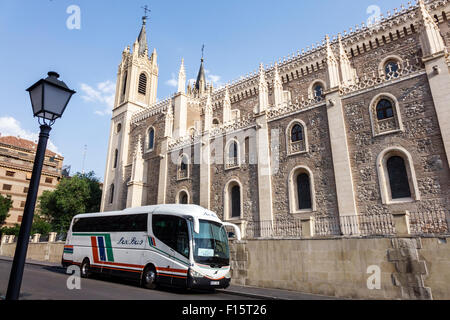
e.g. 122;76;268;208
195;45;207;95
137;9;150;57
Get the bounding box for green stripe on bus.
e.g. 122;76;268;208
72;233;114;262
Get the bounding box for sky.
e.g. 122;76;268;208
0;0;408;181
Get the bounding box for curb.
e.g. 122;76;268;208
0;257;65;271
216;288;287;300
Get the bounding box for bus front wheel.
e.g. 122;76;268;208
142;265;157;290
80;258;91;279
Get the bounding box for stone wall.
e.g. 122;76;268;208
0;242;64;264
229;236;450;300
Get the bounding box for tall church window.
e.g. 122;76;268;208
387;156;411;199
376;147;420;204
138;73;147;95
109;184;115;204
122;72;128;96
231;186;241;218
147;128;155;151
296;173;312;210
113;149;119;169
288;166;316;214
178;190;189;204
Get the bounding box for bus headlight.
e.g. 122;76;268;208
225;270;231;279
189;269;203;278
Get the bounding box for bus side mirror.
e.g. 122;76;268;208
193;217;200;234
222;222;241;241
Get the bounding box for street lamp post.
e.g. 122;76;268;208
5;72;75;300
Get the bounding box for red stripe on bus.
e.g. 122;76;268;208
157;273;187;279
156;267;188;274
92;265;142;273
92;260;144;269
90;237;100;263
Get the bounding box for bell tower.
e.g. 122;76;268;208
101;16;159;212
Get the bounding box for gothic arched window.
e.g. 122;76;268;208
178;190;189;204
148;128;155;150
387;156;412;199
109;184;115;204
177;154;189;180
138;73;147;95
231;186;241;218
296;173;312;210
376;99;394;120
313;84;324;101
291;124;303;143
113;149;118;169
122;72;128;96
225;140;240;170
287;120;307;155
370;94;403;137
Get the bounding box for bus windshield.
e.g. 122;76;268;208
192;220;230;267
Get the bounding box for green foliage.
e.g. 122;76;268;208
1;224;20;236
31;215;52;236
0;193;13;227
38;171;102;233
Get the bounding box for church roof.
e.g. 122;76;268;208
137;17;148;56
195;58;206;91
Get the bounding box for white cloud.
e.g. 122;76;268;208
165;73;178;88
0;117;60;154
80;80;116;116
205;69;222;87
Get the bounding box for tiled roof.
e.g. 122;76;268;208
0;135;61;158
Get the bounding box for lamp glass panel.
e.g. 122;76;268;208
29;83;43;115
43;83;72;117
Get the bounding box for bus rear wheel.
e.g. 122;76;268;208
80;258;91;279
142;265;157;289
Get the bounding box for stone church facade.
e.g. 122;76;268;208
101;0;450;237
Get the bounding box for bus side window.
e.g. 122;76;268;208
175;217;189;258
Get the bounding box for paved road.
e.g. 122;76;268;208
0;260;256;300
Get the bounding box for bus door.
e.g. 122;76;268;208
151;214;190;286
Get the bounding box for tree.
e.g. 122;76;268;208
38;171;102;233
31;216;52;236
0;193;13;227
1;224;20;236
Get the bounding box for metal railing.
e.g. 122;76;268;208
244;210;449;239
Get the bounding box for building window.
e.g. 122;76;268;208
147;128;155;151
122;72;128;96
5;171;15;177
177;190;189;204
109;184;115;204
289;166;316;214
377;147;420;204
20;201;26;208
387;156;412;199
3;184;12;191
212;118;220;128
116;123;122;133
225;180;242;220
23;187;29;193
138;73;147;95
286;120;308;155
384;60;400;78
376;99;394;120
225;140;240;170
296;173;312;210
17;215;23;223
313;84;324;101
369;94;403;137
113;149;119;169
177;154;189;180
45;177;53;184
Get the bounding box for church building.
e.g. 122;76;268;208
101;0;450;237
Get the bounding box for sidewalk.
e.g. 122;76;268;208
0;256;338;300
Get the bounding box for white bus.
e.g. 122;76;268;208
62;204;241;290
